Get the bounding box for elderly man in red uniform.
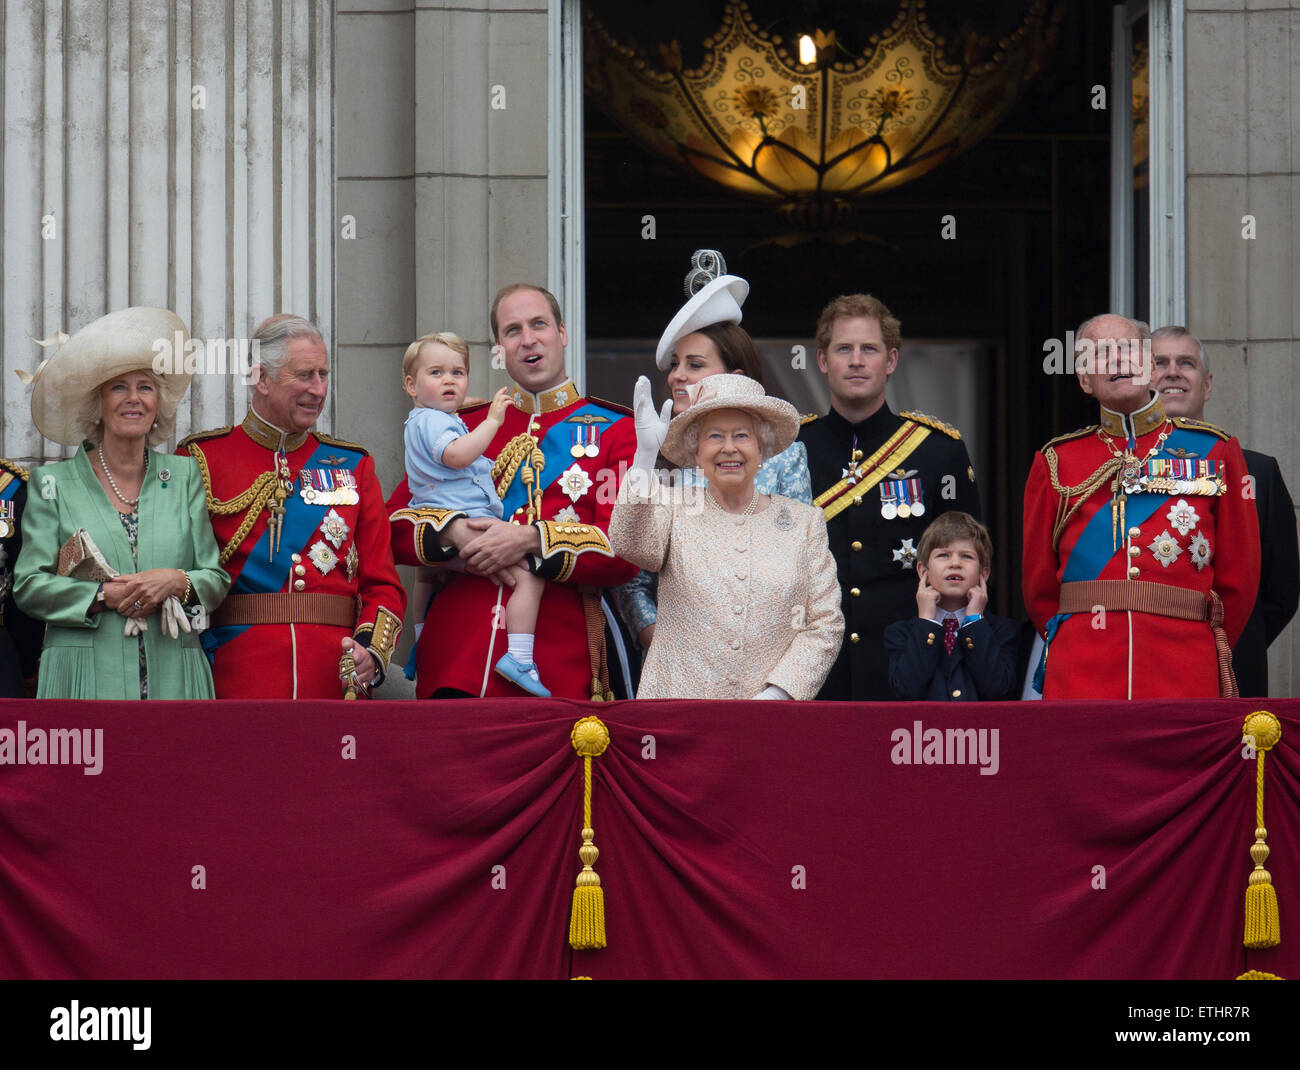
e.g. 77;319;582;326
388;284;638;699
1023;313;1260;699
180;315;406;699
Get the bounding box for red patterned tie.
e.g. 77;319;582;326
943;617;959;655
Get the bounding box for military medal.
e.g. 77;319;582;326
897;500;911;519
319;509;350;549
0;501;14;539
308;540;339;575
879;483;898;519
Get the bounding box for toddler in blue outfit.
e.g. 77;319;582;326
402;332;549;696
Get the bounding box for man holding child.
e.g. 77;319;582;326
388;284;638;700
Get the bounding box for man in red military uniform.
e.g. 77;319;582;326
1023;314;1259;699
388;284;638;699
180;315;406;699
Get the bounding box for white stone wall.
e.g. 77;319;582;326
1;0;334;464
1185;0;1300;695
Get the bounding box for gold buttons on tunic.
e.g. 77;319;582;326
294;565;306;576
1128;566;1140;578
291;553;302;564
952;689;962;698
1128;546;1140;557
850;633;860;644
852;496;862;506
293;579;306;591
851;541;863;552
926;633;935;645
1128;526;1141;538
850;587;860;597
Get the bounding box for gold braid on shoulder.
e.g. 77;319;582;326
492;433;539;500
1045;446;1122;550
185;444;279;565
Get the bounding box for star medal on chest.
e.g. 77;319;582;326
892;538;918;569
319;509;350;549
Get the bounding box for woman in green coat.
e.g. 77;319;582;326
14;307;230;699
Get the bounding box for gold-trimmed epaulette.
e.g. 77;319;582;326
1041;425;1097;450
1172;416;1231;441
315;431;370;457
900;410;961;439
177;425;233;449
800;412;820;426
0;457;30;481
587;396;633;418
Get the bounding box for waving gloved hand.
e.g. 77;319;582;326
632;375;673;474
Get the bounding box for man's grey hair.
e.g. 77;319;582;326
1076;313;1149;340
1152;324;1210;375
251;314;325;383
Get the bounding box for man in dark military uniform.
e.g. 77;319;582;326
799;294;982;701
0;458;43;696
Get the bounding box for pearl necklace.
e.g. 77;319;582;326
98;443;147;508
708;486;759;520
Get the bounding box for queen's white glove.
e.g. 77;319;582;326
160;596;193;639
753;684;792;701
631;375;673;474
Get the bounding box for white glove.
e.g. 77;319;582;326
632;375;673;473
123;616;147;637
752;684;792;701
160;596;193;639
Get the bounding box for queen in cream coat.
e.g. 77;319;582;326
611;374;842;700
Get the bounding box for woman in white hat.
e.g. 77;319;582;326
14;307;230;699
612;251;813;656
609;373;842;700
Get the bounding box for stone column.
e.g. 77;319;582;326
1;0;334;464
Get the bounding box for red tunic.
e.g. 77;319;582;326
388;380;638;699
1023;399;1260;699
180;410;406;699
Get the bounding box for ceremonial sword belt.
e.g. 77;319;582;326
1056;579;1237;697
212;593;357;629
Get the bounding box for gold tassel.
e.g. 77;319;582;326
568;716;610;951
1241;711;1282;949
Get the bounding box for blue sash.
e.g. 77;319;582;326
498;402;619;518
203;441;365;660
1034;426;1219;690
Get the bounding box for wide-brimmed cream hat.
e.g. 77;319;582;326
661;373;799;468
26;307;192;445
655;249;749;370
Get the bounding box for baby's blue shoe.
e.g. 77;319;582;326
495;652;551;698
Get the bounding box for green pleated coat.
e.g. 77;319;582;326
14;447;230;699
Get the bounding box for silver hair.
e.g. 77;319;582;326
1151;324;1210;375
77;369;177;447
682;412;778;464
1076;313;1148;341
251;314;325;384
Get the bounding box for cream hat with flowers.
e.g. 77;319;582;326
24;306;192;445
660;373;799;468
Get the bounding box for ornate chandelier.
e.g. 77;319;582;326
585;0;1062;228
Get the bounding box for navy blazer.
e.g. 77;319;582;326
884;614;1019;701
1233;449;1299;696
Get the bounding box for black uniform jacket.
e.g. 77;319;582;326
1233;449;1299;696
800;404;982;700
